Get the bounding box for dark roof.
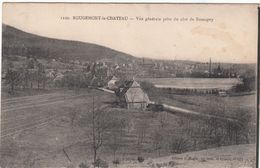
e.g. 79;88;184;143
115;80;134;97
115;80;149;103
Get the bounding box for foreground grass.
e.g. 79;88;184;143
117;144;256;168
0;88;257;168
0;88;181;167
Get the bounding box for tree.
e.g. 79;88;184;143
69;107;79;129
136;120;149;154
90;97;112;165
26;57;35;69
28;70;36;89
140;81;160;99
235;69;256;92
137;122;147;145
108;118;126;161
5;68;22;94
152;130;163;156
20;67;30;89
36;62;46;89
159;113;167;129
169;136;189;154
74;73;82;94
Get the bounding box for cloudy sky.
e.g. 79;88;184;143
3;3;258;63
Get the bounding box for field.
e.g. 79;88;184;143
154;93;257;120
1;89;97;167
117;144;256;168
0;86;257;168
138;78;242;89
147;87;257;142
0;88;185;167
140;78;256;121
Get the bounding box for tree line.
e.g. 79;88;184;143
4;60;46;94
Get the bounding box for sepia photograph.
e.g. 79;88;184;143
0;3;258;168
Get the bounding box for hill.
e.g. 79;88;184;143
2;24;135;63
2;24;256;78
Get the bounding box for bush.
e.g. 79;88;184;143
170;137;189;154
168;161;176;167
137;156;144;163
140;81;159;97
78;162;89;168
200;158;207;162
242;76;255;91
113;159;120;165
93;158;109;168
234;70;256;92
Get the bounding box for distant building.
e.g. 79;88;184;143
114;64;120;70
116;80;150;110
107;76;119;90
53;72;64;81
74;60;80;65
46;69;56;78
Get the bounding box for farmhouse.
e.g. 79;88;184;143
116;80;150;110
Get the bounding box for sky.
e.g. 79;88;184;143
2;3;258;63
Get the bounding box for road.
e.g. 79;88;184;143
148;102;245;125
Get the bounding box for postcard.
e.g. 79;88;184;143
1;3;258;168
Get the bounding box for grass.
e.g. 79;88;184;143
150;92;256;121
1;89;109;167
116;144;256;168
0;88;180;167
0;87;257;168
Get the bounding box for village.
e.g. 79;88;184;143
2;54;245;95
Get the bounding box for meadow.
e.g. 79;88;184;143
0;88;185;167
138;77;242;89
1;85;256;167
